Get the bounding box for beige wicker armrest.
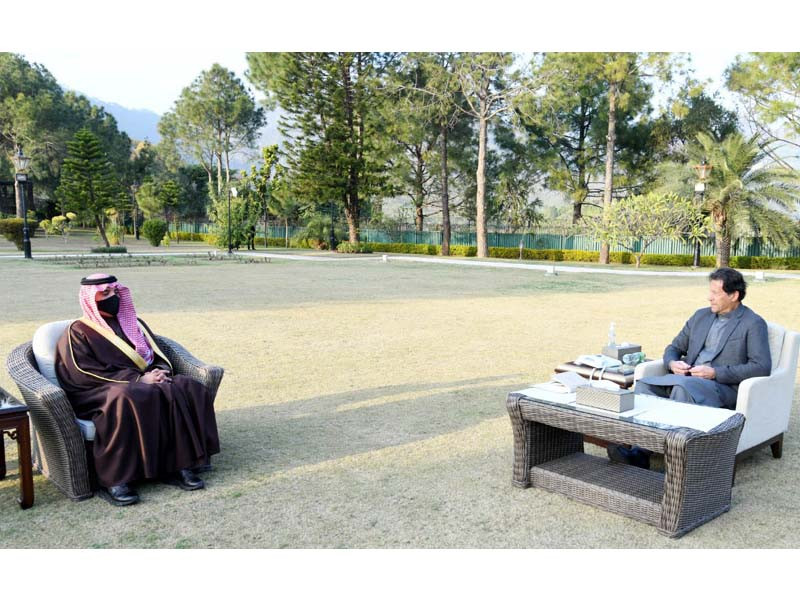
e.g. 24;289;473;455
634;359;667;383
154;335;225;399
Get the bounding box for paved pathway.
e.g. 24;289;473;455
248;251;800;281
3;249;799;280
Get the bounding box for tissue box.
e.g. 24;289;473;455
601;343;642;361
576;386;635;412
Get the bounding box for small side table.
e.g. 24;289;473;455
0;389;34;509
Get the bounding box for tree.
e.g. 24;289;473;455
127;140;161;239
247;52;393;243
159;64;265;196
384;55;438;232
159;179;182;239
56;128;122;246
587;192;709;268
0;53;71;196
726;53;800;167
516;53;607;223
240;145;281;247
595;53;676;263
693;132;800;267
415;53;465;254
453;52;522;257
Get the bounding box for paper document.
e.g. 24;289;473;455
514;387;577;405
634;402;735;433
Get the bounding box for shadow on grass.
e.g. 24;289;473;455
209;374;525;483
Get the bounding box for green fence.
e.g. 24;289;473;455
174;222;800;258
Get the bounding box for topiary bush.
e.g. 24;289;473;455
90;246;127;253
365;242;439;255
337;241;373;253
141;219;169;247
0;218;39;250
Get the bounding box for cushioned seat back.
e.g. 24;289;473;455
32;320;74;385
766;322;785;373
31;319;95;442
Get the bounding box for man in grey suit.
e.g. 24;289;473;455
609;267;771;468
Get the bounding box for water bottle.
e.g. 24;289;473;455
608;322;616;348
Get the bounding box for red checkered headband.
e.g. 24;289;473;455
79;273;154;365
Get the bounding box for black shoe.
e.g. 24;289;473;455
607;444;650;470
163;468;205;491
99;483;140;506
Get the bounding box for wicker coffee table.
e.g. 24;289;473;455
507;388;744;538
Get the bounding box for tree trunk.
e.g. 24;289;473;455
216;152;223;196
265;205;269;248
572;100;590;224
94;214;110;247
476;108;489;258
715;212;730;267
340;55;360;244
345;204;359;243
599;81;618;264
132;190;140;240
225;148;231;185
284;218;289;248
414;145;425;231
635;253;642;268
440;122;451;256
572;197;583;223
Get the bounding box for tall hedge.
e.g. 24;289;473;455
0;218;39;250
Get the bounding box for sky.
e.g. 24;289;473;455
8;0;799;116
18;49;742;116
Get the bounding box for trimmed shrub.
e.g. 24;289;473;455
365;242;438;255
170;231;219;243
337;241;373;253
450;245;478;257
730;255;800;270
141;219;169;247
253;236;295;247
90;246;127;253
0;218;39;250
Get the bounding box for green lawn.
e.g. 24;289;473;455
1;257;798;548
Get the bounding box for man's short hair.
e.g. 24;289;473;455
710;267;747;302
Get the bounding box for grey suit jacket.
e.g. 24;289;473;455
663;304;771;391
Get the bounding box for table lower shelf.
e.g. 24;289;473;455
531;453;664;526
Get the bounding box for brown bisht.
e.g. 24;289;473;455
55;317;220;488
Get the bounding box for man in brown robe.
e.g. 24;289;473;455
55;273;220;506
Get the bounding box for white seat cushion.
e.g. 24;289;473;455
31;319;95;442
766;322;785;373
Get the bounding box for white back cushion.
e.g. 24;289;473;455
766;322;785;373
31;319;95;441
32;319;74;386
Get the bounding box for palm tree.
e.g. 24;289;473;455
693;132;800;267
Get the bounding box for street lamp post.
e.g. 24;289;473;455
228;185;238;254
692;159;713;268
12;146;32;259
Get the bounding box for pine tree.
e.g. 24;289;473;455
246;52;392;243
57;128;122;247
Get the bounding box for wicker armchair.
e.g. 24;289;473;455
6;321;224;501
634;321;800;459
